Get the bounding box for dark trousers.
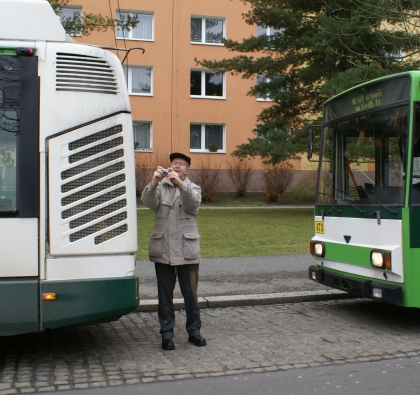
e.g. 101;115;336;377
155;262;201;339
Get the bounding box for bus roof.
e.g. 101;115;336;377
0;0;66;42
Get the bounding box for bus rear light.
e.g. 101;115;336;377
370;250;391;270
372;288;383;299
15;47;34;56
42;293;56;301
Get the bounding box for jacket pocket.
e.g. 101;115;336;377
183;233;200;260
149;231;164;259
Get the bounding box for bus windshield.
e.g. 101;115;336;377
0;56;19;213
316;105;407;207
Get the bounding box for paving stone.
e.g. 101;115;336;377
37;387;56;392
2;299;420;391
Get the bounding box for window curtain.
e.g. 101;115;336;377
132;67;151;93
191;18;202;42
116;12;130;38
132;14;153;39
190;124;202;149
133;122;151;150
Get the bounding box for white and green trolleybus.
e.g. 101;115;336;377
308;70;420;307
0;0;139;335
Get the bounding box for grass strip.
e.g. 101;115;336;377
137;208;314;260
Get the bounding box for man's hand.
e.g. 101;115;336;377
167;168;182;187
151;166;164;187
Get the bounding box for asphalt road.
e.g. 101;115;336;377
135;254;330;299
55;356;420;395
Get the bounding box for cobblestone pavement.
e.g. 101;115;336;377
2;299;420;393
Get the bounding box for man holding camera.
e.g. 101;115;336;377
141;152;206;351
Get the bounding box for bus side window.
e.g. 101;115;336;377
412;104;420;195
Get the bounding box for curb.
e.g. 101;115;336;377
136;289;354;312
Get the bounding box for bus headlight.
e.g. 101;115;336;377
310;241;325;257
370;250;391;269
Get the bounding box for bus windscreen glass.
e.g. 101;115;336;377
317;105;407;207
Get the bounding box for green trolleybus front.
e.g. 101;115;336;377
308;72;420;308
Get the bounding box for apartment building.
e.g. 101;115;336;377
64;0;307;190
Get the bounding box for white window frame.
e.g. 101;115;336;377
190;69;226;99
256;25;284;37
59;6;82;37
116;11;154;41
190;123;226;153
123;66;153;96
191;16;225;45
133;121;153;152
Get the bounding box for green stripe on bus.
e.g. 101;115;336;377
323;242;375;267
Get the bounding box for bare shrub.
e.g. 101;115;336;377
225;156;254;197
262;163;294;202
194;157;222;202
135;155;153;197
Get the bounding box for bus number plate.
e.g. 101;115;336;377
315;221;324;234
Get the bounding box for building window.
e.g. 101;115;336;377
190;70;225;98
133;122;152;152
191;17;225;44
257;25;284;37
190;124;225;152
116;11;153;40
59;7;82;36
123;66;153;95
256;74;273;102
256;73;287;102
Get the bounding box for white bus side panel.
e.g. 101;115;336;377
38;42;131;152
46;255;135;281
0;218;38;277
48;114;137;256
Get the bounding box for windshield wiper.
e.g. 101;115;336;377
355;185;397;215
334;188;369;215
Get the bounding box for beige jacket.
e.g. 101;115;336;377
141;176;201;265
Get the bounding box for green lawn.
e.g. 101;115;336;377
136;208;315;260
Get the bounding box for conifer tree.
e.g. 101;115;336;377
197;0;420;164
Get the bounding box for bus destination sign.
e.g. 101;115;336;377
325;76;410;122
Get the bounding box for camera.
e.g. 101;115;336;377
160;168;170;177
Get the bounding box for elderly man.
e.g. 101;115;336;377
141;152;206;350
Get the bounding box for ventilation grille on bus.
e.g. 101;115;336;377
61;125;128;244
55;52;119;94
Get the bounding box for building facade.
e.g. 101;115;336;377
64;0;308;190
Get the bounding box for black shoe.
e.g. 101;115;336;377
188;334;207;347
162;338;175;350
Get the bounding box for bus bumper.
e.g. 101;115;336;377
41;276;139;331
308;265;402;305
